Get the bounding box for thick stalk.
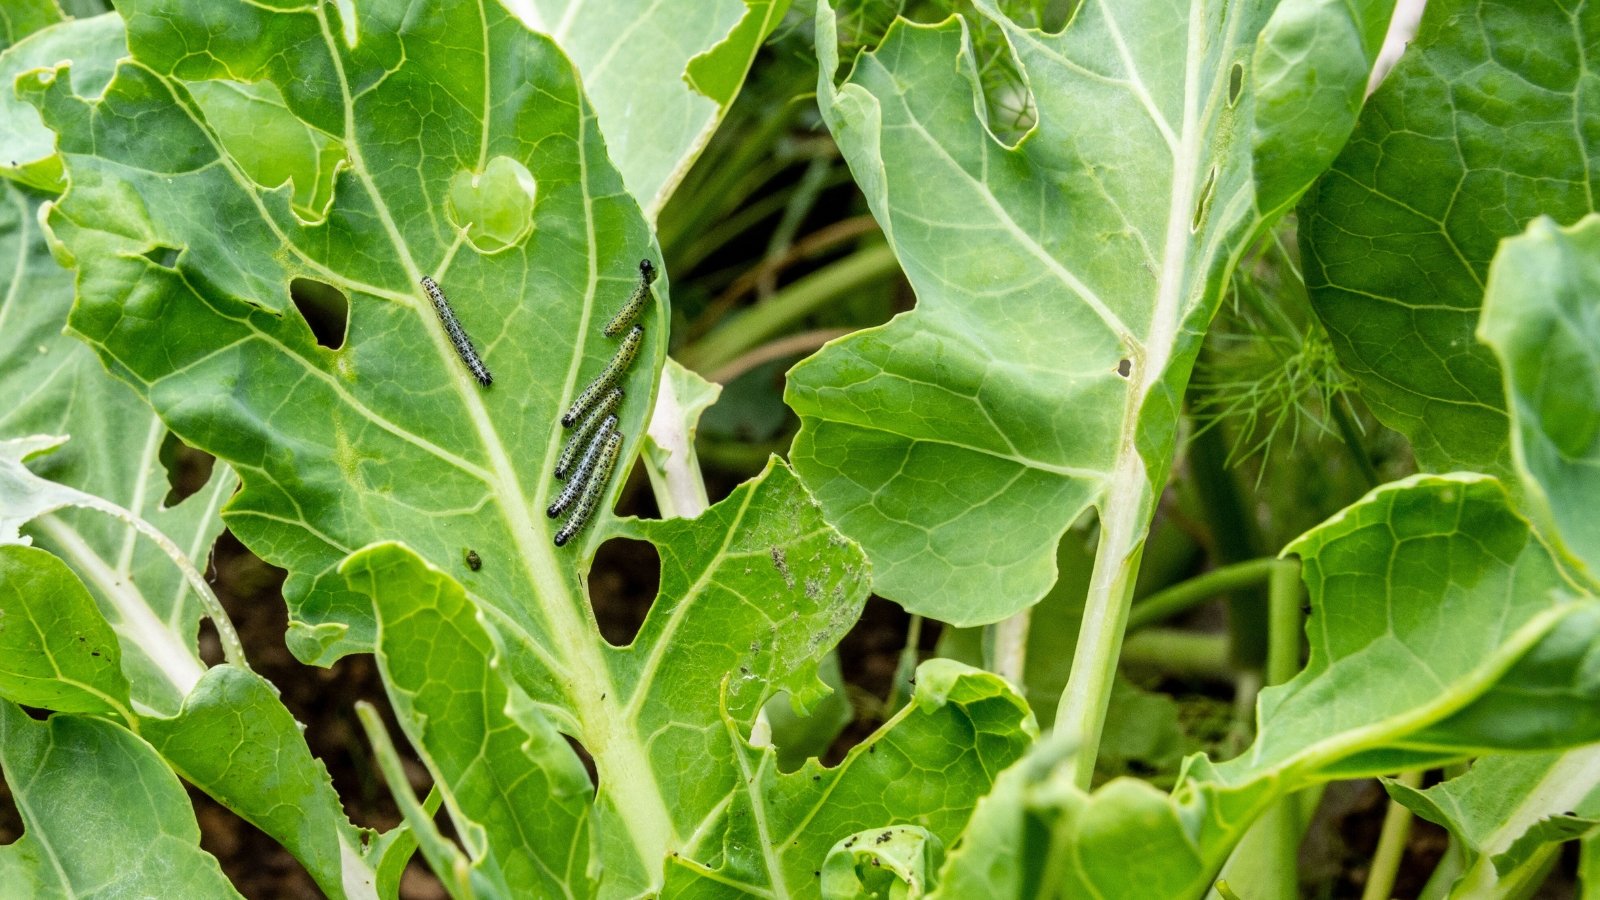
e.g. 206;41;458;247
642;373;711;519
1187;423;1268;668
1266;558;1302;685
1330;398;1381;489
1256;559;1305;897
1361;770;1422;900
986;608;1031;689
1056;492;1146;788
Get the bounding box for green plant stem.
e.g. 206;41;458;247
1057;513;1146;787
1118;629;1232;681
1267;558;1302;685
985;608;1031;689
356;702;473;897
1126;557;1280;631
763;156;834;285
1330;398;1381;489
1362;770;1422;900
641;374;711;519
884;614;923;712
658;98;804;253
1187;424;1269;668
707;328;852;385
677;242;901;374
1258;558;1304;897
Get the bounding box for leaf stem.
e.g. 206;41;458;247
643;375;712;519
1118;629;1232;680
1056;506;1146;787
1330;398;1381;489
706;328;852;385
1126;557;1281;631
1186;424;1268;668
676;243;901;374
986;608;1031;690
1361;770;1421;900
355;703;473;899
1266;558;1302;677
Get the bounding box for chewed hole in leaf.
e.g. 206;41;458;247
290;278;349;351
158;431;217;506
1192;165;1218;232
195;617;224;667
1228;61;1245;107
447;156;537;254
563;735;599;788
589;537;660;648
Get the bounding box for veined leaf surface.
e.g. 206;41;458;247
0;698;242;898
23;1;1030;893
3;167;382;895
1302;0;1600;475
790;0;1343;628
512;0;791;220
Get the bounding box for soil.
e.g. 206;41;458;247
0;484;1581;898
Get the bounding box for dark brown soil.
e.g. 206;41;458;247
0;491;1581;898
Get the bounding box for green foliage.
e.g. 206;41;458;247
3;0;1599;896
1302;0;1600;475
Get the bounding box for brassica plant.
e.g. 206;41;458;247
2;0;1597;897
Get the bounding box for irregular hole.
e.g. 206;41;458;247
0;791;18;845
564;735;599;789
290;277;349;350
821;595;940;766
158;430;218;506
141;245;180;269
1228;61;1245;107
1191;165;1218;232
1116;358;1132;378
589;537;660;648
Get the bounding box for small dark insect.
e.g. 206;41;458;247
560;325;643;427
464;549;482;571
554;430;623;547
420;276;492;387
548;414;618;519
602;258;658;337
555;387;623;480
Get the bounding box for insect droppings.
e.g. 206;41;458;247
554;430;623;547
560;325;643;427
602;259;658;337
464;549;482;571
419;276;492;387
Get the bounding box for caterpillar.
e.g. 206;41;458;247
560;324;643;427
555;386;623;480
602;259;658;337
554;429;623;547
420;276;493;387
548;413;618;519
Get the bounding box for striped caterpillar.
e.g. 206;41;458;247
419;276;492;387
603;259;657;337
554;430;623;547
555;387;623;480
560;324;642;427
548;414;618;519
